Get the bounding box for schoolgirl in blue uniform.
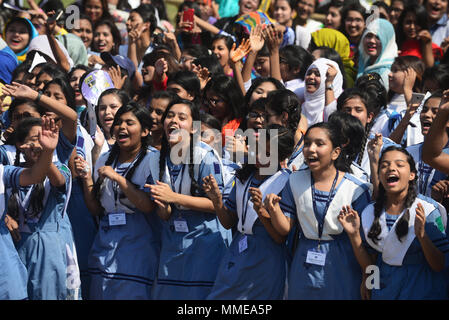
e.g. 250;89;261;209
265;122;372;299
4;117;80;300
203;125;294;300
75;102;161;300
147;98;231;300
339;146;449;299
406;92;447;197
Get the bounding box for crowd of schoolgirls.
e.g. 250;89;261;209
1;0;449;300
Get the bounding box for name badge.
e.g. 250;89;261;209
109;213;126;226
174;218;189;233
239;235;248;253
306;248;326;266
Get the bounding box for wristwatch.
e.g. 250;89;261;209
325;83;334;90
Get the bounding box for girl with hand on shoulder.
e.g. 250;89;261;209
339;146;449;299
265;122;372;299
203;125;294;299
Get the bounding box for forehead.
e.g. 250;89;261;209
256;81;277;91
424;97;441;108
381;150;408;162
167;103;192;115
7;21;28;30
46;83;63;92
343;97;366;108
151;97;170;108
305;126;331;140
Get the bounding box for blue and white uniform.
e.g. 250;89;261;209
361;194;449;299
88;148;161;300
208;169;290;300
287;136;304;171
279;168;372;299
0;165;28;300
10;162;81;300
150;141;232;300
407;143;448;197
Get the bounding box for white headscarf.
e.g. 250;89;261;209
302;58;343;125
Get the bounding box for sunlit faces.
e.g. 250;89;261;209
246;107;266;131
363;33;382;61
305;68;321;94
126;11;146;33
72;18;93;48
149;97;170;133
10;103;41;128
341;97;373;128
212;39;230;68
273;0;293;26
389;0;404;26
18;125;42;164
163;103;194;146
141;64;155;84
205;91;227;121
93;24;114;53
296;0;315;22
303;127;341;171
98;94;122;134
388;64;406;94
5;21;30;53
379;150;415;194
112;111;149;149
420;97;441;136
239;0;260;15
69;69;87;106
254;55;270;77
426;0;448;23
43;83;68;105
325;6;341;29
402;12;422;40
85;0;104;23
345;10;365;40
249;81;277;105
167;83;194;101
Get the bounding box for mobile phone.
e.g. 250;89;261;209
410;93;426;106
182;8;194;31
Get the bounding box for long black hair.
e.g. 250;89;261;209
368;146;418;244
43;78;77;111
92;102;151;202
7;118;45;222
158;98;202;196
265;89;302;134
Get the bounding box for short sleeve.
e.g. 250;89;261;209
352;185;372;214
279;181;297;219
3;165;24;189
0;145;11;165
197;151;224;196
223;179;237;213
53;162;71;193
56;130;75;166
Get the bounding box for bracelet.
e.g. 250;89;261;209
35;91;42;103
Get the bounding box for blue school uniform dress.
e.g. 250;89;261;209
279;168;372;299
0;165;28;300
287;137;304;171
88;148;161;300
361;194;449;299
151;141;232;300
9;162;81;300
66;124;97;299
407;143;448;197
207;169;291;300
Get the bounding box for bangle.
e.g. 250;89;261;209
35;91;42;103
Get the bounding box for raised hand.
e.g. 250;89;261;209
263;24;283;52
414;204;426;239
155;58;168;77
108;65;127;89
431;180;449;202
128;23;146;43
337;205;360;237
249;24;265;52
402;67;417;93
230;38;251;63
39;116;59;151
417;30;432;44
367;133;383;162
249;187;271;218
263;193;282;216
74;155;91;179
325;64;338;85
192;63;211;90
2;82;37;101
202;174;222;203
97;165;119;181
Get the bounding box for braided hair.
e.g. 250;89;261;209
7;118;45;222
158;98;201;196
368;146;418;243
92;102;151;202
